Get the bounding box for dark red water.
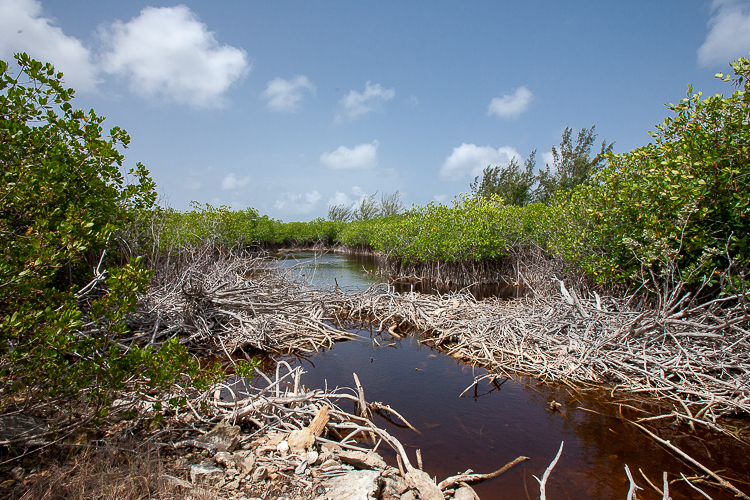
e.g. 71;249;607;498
244;329;750;500
253;252;750;499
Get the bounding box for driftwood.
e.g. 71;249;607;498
128;253;750;430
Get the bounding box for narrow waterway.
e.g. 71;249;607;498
258;252;750;499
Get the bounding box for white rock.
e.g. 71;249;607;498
198;420;241;452
301;450;319;465
251;465;268;483
454;486;476;500
214;451;235;468
190;462;223;484
315;469;381;500
234;450;255;474
276;440;290;456
400;491;417;500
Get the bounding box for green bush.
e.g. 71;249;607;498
339;195;553;263
554;55;750;289
0;54;215;417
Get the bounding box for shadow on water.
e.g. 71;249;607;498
224;251;750;499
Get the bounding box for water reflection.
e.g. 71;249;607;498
276;251;384;292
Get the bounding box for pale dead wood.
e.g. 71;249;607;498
309;405;329;436
535;441;563;500
438;455;530;490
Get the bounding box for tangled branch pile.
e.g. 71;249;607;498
128;252;749;426
126;253;357;354
338;281;750;420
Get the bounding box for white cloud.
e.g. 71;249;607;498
0;0;99;91
541;151;554;168
320;140;379;170
336;81;395;122
439;143;520;181
274;190;321;214
100;5;249;107
433;194;448;203
262;75;315;112
698;0;750;67
221;173;251;190
406;95;419;107
327;191;352;207
487;86;533;119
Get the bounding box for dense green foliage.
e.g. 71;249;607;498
0;54;216;417
127;203;343;258
554;55;750;289
338;195;552;263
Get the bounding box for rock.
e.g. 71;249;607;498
276;440;290;456
233;450;255;474
190;462;223;484
407;469;444;500
400;491;417;500
314;469;381;500
287;427;315;453
294;460;308;475
337;450;387;470
0;415;48;443
381;475;409;496
251;465;268;483
214;451;235;468
301;450;319;465
224;479;240;490
320;441;342;454
319;459;340;469
198;421;241;453
265;432;287;448
454;486;476;500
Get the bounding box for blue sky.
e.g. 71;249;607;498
2;0;750;220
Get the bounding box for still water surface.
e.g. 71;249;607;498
259;252;750;499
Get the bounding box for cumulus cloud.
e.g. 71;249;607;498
100;5;249;107
439;143;520;181
221;173;251;190
487;86;533;119
0;0;99;91
698;0;750;67
336;81;394;122
274;190;321;214
320;141;379;170
433;194;448;203
541;151;554;168
262;75;315;112
327;191;352;207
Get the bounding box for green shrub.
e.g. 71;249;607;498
554;55;750;289
0;54;216;417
